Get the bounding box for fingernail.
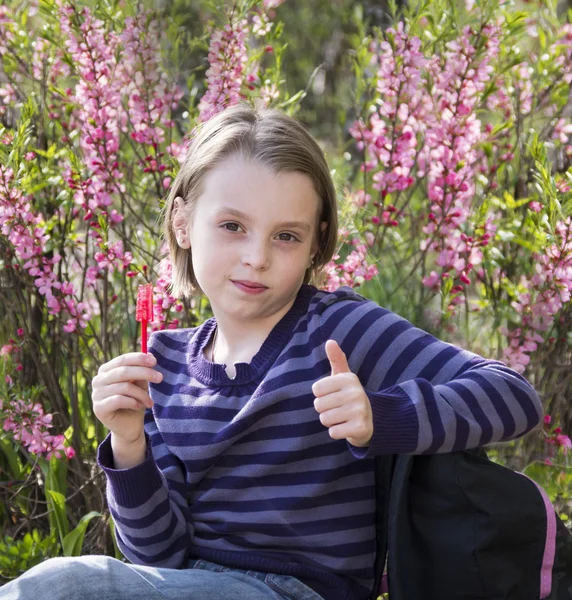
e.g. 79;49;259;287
147;355;156;365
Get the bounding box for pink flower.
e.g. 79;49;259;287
322;238;378;292
422;271;440;290
0;166;90;332
552;118;572;143
198;16;248;122
555;435;572;451
263;0;287;8
0;398;71;459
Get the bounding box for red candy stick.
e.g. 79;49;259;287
136;284;153;353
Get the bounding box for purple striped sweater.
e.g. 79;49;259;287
97;283;543;600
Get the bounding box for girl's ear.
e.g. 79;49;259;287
172;196;191;248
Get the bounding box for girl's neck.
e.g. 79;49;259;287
207;294;299;365
206;329;262;367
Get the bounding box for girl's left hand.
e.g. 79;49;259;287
312;339;373;447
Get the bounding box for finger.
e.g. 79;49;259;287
326;422;356;441
316;406;351;429
95;395;147;416
92;382;154;408
312;372;356;398
325;339;351;376
98;352;156;375
313;391;348;413
94;366;163;388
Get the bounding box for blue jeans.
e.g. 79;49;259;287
0;556;325;600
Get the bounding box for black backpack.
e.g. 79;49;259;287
370;449;572;599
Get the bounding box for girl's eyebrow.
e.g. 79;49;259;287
214;207;311;232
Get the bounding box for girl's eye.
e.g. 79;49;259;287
222;222;240;232
277;233;299;242
221;223;299;242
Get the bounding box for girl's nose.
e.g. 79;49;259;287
241;241;271;270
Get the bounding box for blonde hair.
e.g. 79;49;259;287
162;102;339;299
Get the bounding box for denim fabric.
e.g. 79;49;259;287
0;555;325;600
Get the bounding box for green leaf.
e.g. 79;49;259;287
523;462;572;502
0;438;23;480
538;27;546;50
63;512;101;557
45;490;69;549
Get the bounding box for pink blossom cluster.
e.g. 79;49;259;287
553;24;572;86
59;5;188;312
349;21;503;316
58;4;135;309
0;7;15;58
1;334;74;460
252;12;273;37
349;22;429;199
166;141;189;166
149;246;185;332
1;332;23;384
118;14;184;147
502;217;572;371
1;398;75;460
419;23;501;313
422;216;497;309
543;414;572;465
0;166;91;333
94;240;133;273
59;4;125;218
547;24;572;158
500;326;544;373
0;6;19;120
198;17;248;122
552;118;572;144
323;237;379;292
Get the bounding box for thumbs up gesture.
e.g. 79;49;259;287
311;339;373;448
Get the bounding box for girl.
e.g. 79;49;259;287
0;103;543;600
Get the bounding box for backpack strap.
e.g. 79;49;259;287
370;454;396;600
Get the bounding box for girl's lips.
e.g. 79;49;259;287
233;280;266;288
232;281;268;294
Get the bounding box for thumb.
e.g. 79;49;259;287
325;339;351;376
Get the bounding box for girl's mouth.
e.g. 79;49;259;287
232;281;268;294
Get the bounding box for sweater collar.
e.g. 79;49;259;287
189;284;316;386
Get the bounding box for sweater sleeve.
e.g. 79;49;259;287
316;290;543;457
97;409;193;568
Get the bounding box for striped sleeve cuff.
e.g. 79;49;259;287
97;432;165;508
348;385;419;458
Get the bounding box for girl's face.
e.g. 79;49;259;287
174;155;326;323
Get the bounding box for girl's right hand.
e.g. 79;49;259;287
91;352;163;445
